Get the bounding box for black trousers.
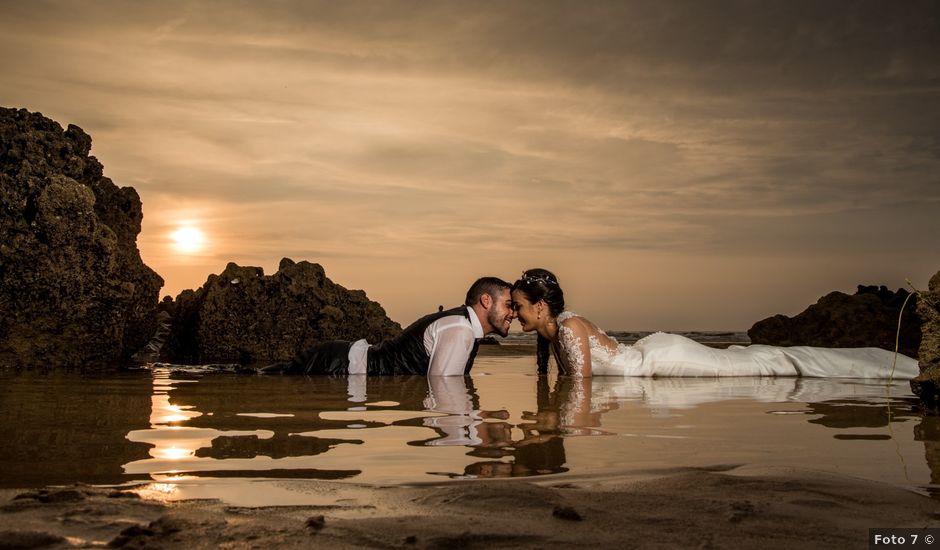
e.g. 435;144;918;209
260;341;352;375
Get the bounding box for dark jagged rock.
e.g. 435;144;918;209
911;271;940;410
747;285;921;357
161;258;401;365
0;107;163;368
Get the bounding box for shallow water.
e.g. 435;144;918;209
1;356;937;506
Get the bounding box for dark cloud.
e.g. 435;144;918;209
1;0;937;327
8;1;937;87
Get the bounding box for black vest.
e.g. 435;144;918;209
366;306;481;375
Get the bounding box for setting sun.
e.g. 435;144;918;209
171;226;205;254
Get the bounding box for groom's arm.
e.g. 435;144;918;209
427;324;476;376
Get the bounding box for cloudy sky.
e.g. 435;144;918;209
2;0;938;330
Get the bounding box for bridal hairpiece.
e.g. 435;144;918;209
521;272;558;286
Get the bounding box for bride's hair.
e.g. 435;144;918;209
512;268;565;374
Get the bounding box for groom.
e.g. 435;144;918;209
262;276;514;376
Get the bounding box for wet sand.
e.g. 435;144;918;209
2;465;937;549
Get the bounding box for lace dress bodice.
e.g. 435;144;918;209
553;311;642;376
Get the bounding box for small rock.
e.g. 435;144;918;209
552;505;583;521
404;535;417;544
12;490;43;501
149;516;185;534
13;488;87;503
43;489;86;503
107;491;141;499
306;515;326;531
109;524;155;547
727;500;756;523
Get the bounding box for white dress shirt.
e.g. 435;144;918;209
346;307;484;376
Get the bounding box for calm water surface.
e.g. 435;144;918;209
1;356;937;505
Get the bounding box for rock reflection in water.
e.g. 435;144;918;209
0;370;152;487
915;416;940;490
125;370;431;480
806;399;920;430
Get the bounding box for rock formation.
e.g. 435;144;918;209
0;107;163;368
911;271;940;409
160;258;401;365
748;285;921;357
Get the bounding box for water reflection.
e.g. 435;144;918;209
131;370;607;481
405;376;572;478
125;369;380;480
585;376;914;410
424;377;624;478
915;416;940;495
403;376;507;447
450;376;617;477
1;365;938;497
0;370;152;487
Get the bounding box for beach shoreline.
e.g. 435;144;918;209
2;465;937;549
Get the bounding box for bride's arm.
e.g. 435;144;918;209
557;318;593;378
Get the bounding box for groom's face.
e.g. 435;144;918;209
486;288;514;337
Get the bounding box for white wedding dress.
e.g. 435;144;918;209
553;312;919;379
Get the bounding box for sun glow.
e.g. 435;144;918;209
153;446;194;460
171;226;206;254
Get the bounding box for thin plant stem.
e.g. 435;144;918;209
891;290;915;381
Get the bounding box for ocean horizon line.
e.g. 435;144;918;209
497;330;751;345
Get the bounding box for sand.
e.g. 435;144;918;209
2;464;938;549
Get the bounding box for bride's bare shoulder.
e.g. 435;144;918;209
557;312;593;333
558;312;617;345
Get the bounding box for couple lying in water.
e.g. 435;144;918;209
262;268;919;379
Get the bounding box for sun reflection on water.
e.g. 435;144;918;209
127;368;281;476
153;446;193;460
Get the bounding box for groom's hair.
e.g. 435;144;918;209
465;277;511;306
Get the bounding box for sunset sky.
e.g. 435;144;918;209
2;1;938;330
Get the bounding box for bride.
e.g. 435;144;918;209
510;268;919;379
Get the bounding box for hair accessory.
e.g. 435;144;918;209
521;272;558;286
